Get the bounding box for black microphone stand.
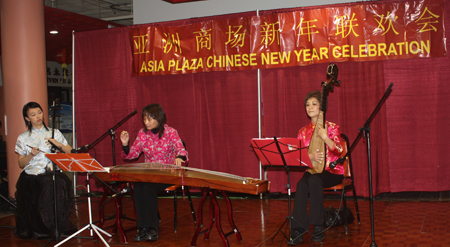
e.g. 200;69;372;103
77;110;137;187
109;129;116;167
330;83;393;247
76;110;138;228
77;109;137;155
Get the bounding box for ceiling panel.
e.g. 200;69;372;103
45;0;133;26
42;1;132;62
2;1;201;62
44;6;125;62
0;5;126;62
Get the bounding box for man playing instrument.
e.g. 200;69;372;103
289;91;344;245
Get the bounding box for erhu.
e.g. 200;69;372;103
49;98;63;153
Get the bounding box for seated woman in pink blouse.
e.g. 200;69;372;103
289;91;344;245
120;104;188;242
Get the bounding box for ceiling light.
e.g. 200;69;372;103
50;30;58;34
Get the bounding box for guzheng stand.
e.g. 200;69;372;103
94;163;270;247
96;182;134;243
46;153;112;247
251;137;309;246
191;189;242;247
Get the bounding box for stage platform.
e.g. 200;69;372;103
0;191;449;246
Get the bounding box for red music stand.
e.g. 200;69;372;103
45;153;112;247
46;153;106;172
250;137;311;245
251;137;312;168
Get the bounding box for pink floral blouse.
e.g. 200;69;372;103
297;121;344;175
122;124;188;164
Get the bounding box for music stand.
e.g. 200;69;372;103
251;137;311;245
45;153;112;247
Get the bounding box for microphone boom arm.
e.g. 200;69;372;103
77;110;137;152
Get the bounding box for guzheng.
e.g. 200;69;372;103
94;163;270;195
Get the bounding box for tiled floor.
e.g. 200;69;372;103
0;191;449;246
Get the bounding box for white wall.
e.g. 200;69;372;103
134;0;357;24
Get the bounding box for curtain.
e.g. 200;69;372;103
74;0;450;197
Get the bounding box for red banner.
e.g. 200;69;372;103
131;0;446;76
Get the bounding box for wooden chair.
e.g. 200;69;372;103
323;133;360;234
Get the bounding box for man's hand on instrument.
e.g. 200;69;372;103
120;131;129;146
174;158;185;166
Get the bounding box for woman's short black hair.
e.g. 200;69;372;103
142;104;166;138
22;102;48;133
304;91;322;106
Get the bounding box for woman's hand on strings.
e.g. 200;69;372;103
174;158;185;166
315;123;336;150
316;123;329;141
312;149;325;163
45;138;73;153
45;138;63;150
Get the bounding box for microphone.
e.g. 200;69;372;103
112;186;132;197
329;157;344;169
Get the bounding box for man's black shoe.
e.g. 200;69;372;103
312;225;324;242
287;228;305;245
133;228;148;242
146;228;159;241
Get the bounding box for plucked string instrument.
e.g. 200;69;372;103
95;163;270;195
307;64;340;174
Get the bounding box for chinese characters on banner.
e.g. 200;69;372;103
131;0;446;76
